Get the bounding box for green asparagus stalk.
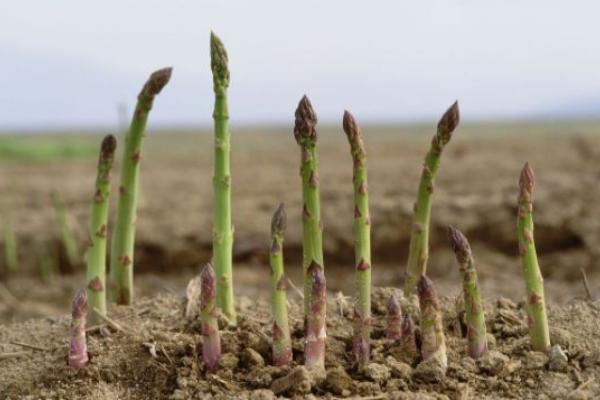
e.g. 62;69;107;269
417;276;447;373
270;203;292;366
51;192;80;268
386;296;402;341
3;217;18;272
85;135;116;324
210;32;236;323
110;67;172;305
294;95;327;370
517;162;550;352
404;102;460;294
200;263;221;371
447;226;488;358
343;110;372;368
68;289;89;368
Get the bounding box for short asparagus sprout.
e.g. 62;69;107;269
68;289;89;369
447;226;488;358
417;276;447;373
343;110;372;368
270;204;293;366
51;192;80;268
110;67;173;305
200;263;221;371
399;313;418;363
386;296;402;341
517;162;551;352
210;31;236;323
3;216;18;272
86;135;116;324
294;95;327;370
404;102;460;294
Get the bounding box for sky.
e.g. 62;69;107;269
1;1;600;129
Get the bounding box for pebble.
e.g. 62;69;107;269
241;348;265;368
324;366;353;395
270;366;312;395
477;350;509;375
548;345;568;372
249;389;276;400
412;358;446;384
364;363;391;383
525;351;549;370
385;356;413;380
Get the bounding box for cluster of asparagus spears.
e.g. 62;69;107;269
68;31;552;374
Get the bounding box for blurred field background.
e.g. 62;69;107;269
2;120;600;322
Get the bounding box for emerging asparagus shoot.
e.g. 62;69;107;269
110;67;172;305
68;289;89;369
343;110;372;368
517;162;551;352
200;263;221;371
210;31;236;323
447;226;488;358
386;296;402;341
404;102;460;294
417;276;447;373
51;192;80;268
270;203;292;366
294;95;327;370
86;135;116;324
400;313;418;363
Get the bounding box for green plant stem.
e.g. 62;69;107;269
51;192;80;268
4;217;18;272
517;162;550;352
210;32;236;323
200;263;221;371
404;102;460;294
417;276;447;373
447;226;488;358
110;67;172;305
270;203;292;366
294;95;326;370
343;110;372;368
85;135;116;324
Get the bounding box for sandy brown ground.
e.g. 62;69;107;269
2;122;600;322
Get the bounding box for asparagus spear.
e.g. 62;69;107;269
400;313;418;363
343;110;372;368
517;162;550;352
294;95;327;370
200;263;221;371
68;289;89;368
386;296;402;341
210;32;236;323
51;192;80;268
86;135;116;324
417;276;447;373
447;226;488;358
3;216;18;272
110;67;172;305
270;203;292;366
404;102;460;294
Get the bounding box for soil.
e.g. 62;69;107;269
1;287;600;399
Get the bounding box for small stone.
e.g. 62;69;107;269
249;389;276;400
364;363;391;383
271;366;312;395
176;376;188;389
385;356;412;380
412;358;446;383
477;350;509;375
241;348;265;368
219;353;239;370
324;367;352;395
548;345;568;372
525;351;548;370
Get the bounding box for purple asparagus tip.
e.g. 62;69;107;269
142;67;173;97
519;162;535;199
447;225;472;264
68;289;89;368
437;101;460;141
271;203;287;236
294;95;318;145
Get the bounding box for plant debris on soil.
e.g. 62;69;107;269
1;287;600;399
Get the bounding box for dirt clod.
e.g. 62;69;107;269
548;344;568;372
270;366;312;395
324;366;353;395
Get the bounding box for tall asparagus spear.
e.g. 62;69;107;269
386;296;402;341
417;276;447;374
110;67;172;305
343;110;372;368
3;216;18;272
200;263;221;371
85;135;116;324
51;192;80;268
68;289;89;369
294;95;327;370
447;226;488;358
404;102;460;294
210;32;236;323
270;203;292;366
517;162;550;352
